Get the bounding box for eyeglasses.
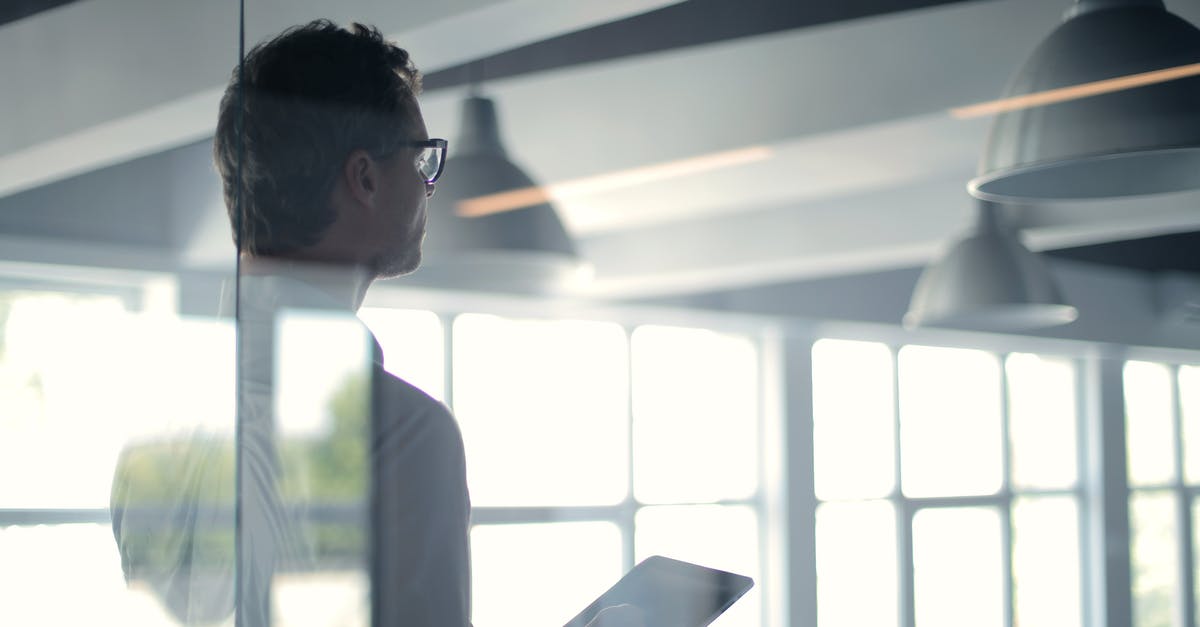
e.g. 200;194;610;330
404;138;448;185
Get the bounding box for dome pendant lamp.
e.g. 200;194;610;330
413;93;582;293
969;0;1200;202
905;200;1078;330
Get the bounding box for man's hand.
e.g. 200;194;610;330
584;604;647;627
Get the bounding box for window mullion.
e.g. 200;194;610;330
0;508;110;526
782;336;818;627
1172;364;1197;627
892;346;916;627
999;353;1014;627
623;323;636;573
1076;357;1096;627
1083;355;1134;627
441;312;456;411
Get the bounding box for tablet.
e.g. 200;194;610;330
563;555;754;627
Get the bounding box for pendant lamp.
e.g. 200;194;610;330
904;201;1078;330
969;0;1200;201
412;94;582;293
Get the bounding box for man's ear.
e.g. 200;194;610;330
342;149;379;210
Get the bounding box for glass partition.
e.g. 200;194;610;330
11;2;1200;627
0;2;240;625
232;3;775;625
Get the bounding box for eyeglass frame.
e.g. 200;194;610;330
401;138;448;185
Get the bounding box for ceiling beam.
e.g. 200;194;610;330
577;181;1200;299
0;0;682;199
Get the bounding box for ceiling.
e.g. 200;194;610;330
0;0;77;27
2;0;1199;307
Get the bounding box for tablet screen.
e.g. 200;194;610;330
563;555;754;627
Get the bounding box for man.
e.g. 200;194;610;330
114;19;641;627
210;20;468;627
114;19;453;626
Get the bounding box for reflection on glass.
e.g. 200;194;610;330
632;326;758;504
812;340;895;500
1126;361;1177;487
1180;365;1200;485
276;311;374;438
815;501;898;627
899;346;1002;497
1130;491;1179;627
357;308;444;401
106;305;375;626
912;507;1004;627
453;314;628;507
471;522;623;627
0;290;241;625
635;504;761;627
1012;497;1082;627
273;310;374;578
1007;354;1078;490
107;316;238;626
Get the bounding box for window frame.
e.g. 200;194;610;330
1125;360;1200;627
369;296;783;627
8;272;1200;627
807;339;1088;627
0;272;166;527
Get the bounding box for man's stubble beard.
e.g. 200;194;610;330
370;244;422;280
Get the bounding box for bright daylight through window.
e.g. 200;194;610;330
812;339;1082;627
365;313;767;627
1125;361;1200;627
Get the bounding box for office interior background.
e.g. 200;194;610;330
2;0;1200;625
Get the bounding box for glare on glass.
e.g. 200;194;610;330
635;504;761;627
1193;498;1200;626
357;307;445;401
1129;491;1180;627
272;572;367;626
0;294;237;510
812;340;895;500
1180;365;1200;484
1012;497;1082;627
1006;353;1078;490
0;292;130;508
815;501;898;627
0;523;185;625
1125;361;1176;487
471;522;623;627
264;310;377;626
406;138;447;184
899;346;1003;497
453;314;629;507
276;311;373;438
912;507;1004;627
632;325;758;504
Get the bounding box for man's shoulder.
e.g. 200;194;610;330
373;366;445;411
372;365;460;435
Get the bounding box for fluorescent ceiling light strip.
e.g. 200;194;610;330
456;146;773;217
949;61;1200;119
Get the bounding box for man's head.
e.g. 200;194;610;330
214;20;435;277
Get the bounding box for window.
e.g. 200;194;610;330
812;340;1082;627
364;313;769;627
453;314;629;508
0;288;238;625
1124;361;1200;627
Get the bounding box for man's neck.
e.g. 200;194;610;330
240;255;373;311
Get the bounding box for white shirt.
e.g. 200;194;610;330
112;262;471;626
